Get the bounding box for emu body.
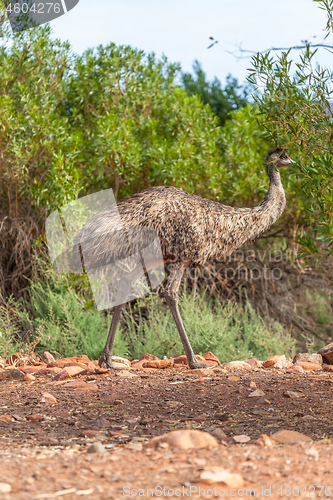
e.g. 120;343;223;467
76;148;291;369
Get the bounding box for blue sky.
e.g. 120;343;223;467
49;0;330;86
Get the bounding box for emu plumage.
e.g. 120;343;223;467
76;148;291;369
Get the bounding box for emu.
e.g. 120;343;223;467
75;148;293;369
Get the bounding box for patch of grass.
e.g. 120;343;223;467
122;292;296;362
0;257;129;360
0;256;295;363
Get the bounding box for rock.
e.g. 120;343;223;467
202;352;221;365
26;414;44;422
224;361;252;370
139;353;160;362
283;391;304;399
209;428;229;442
12;414;25;421
47;355;91;368
270;430;312;443
0;368;25;380
143;359;174;369
173;355;188;365
323;364;333;372
305;447;319;460
112;362;129;369
20;366;43;374
304;354;323;365
318;342;333;364
41;351;55;364
300;415;317;421
111;356;131;367
249;381;257;388
53;370;72;382
228;376;241;382
63;365;86;376
80;430;104;438
200;467;244;487
87;441;105;453
0;415;12;422
293;361;322;371
232;434;251;443
262;355;290;369
256;434;275;447
62;380;88;389
287;365;304;373
40;392;58;404
54;411;71;418
148;430;218;450
24;373;36;381
37;367;62;376
244;357;262;368
293;352;310;363
0;483;12;494
248;389;265;398
189;368;216;376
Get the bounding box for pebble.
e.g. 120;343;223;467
262;355;290;369
224;361;252;370
87;441;105;454
283;390;305;398
148;430;218;450
256;434;276;447
293;361;322;371
89;418;111;427
318;342;333;364
0;368;25;380
0;415;12;422
270;430;312;443
248;389;265;397
232;434;251;443
0;483;12;493
26;414;43;422
80;430;104;438
40;392;58;404
41;351;55;363
200;467;244;487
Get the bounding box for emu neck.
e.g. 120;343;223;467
267;163;283;189
238;162;286;246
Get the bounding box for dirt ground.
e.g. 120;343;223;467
0;362;333;499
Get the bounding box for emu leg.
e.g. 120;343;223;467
99;304;123;368
165;264;218;369
99;262;147;369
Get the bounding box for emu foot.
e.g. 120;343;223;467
188;361;219;370
98;351;115;369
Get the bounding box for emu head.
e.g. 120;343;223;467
267;148;294;170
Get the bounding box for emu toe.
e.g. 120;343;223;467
98;352;115;369
189;361;218;370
